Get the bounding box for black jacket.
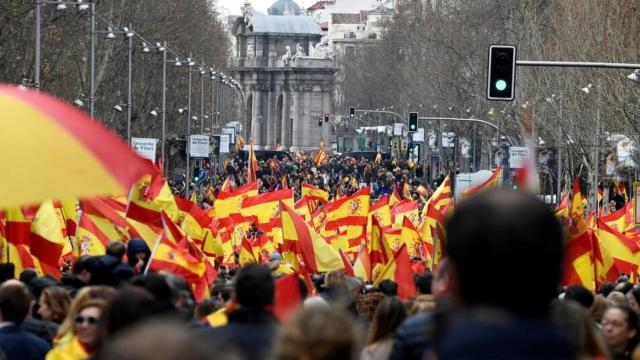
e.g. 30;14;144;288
202;307;278;359
0;324;51;360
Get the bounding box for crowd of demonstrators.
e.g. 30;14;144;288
180;151;436;208
4;189;640;359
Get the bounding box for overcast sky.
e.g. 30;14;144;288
217;0;310;16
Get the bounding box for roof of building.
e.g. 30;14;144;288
248;11;322;34
368;4;394;15
331;13;365;24
268;0;303;16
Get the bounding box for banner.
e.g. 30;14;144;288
509;146;529;169
131;138;157;163
219;134;230;154
190;135;210;158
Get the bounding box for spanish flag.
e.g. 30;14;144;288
315;140;327;166
30;201;67;276
368;196;392;233
0;212;38;277
374;152;383;164
324;187;370;229
302;183;329;202
190;191;198;205
353;244;371;281
238;236;258;265
241;189;294;226
248;139;258;183
392;200;419;228
220;177;235;192
373;244;417;299
570;176;585;219
423;176;452;215
236;135;245;151
596;218;640;281
147;211;215;301
369;217;393;281
281;175;288;190
214;181;259;220
462;166;501;198
281;202;344;273
74;211;110;257
126;172;179;227
401;216;423;258
402;181;411;200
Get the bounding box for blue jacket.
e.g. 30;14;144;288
0;324;51;360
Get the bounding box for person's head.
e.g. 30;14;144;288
126;239;151;268
607;291;628;307
18;268;38;285
106;241;127;260
378;280;398;297
550;300;608;358
414;272;433;295
368;297;407;344
93;319;228;360
0;263;15;283
194;298;221;321
0;280;32;325
57;285;116;339
234;264;274;309
275;306;363;360
599;283;615;297
73;256;93;284
615;281;634;294
38;286;72;323
99;286;156;340
627;288;640;316
602;305;639;353
564;285;594;310
323;271;346;289
355;292;385;322
74;300;105;351
444;189;563;316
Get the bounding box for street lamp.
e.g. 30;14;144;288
580;82;601;217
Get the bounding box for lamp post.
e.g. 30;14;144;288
581;82;601;217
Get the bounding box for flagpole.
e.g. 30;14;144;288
143;233;163;275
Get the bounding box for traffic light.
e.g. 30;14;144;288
324;113;330;122
408;112;418;132
349;106;355;119
487;45;516;101
318;118;323;127
193;167;200;182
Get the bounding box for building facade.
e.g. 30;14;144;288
231;1;336;151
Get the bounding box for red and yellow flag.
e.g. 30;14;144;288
392;200;419;228
424;176;452;214
248;139;258;183
302;183;329;203
281;202;344;273
315;140;327;166
126;172;179;227
463;167;501;198
30;201;67;276
213;181;259;220
74;211;110;257
373;244;417;299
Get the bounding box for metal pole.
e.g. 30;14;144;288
200;59;205;134
127;23;132;145
89;1;95;118
186;56;192;199
161;41;167;176
517;60;640;69
35;0;41;91
211;73;215;137
556;100;563;203
594;81;601;219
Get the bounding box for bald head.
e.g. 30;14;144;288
445;189;564;316
0;279;32;324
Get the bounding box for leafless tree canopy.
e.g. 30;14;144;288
339;0;640;185
0;0;231;140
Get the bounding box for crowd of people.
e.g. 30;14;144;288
1;189;639;359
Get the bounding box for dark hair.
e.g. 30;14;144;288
414;272;433;295
0;263;15;283
599;283;615;297
234;264;274;308
106;241;127;260
630;288;640;306
0;283;32;325
18;269;38;285
564;285;594;309
99;286;156;339
73;255;93;274
194;298;220;320
378;280;398;296
368;297;407;344
616;281;634;294
445;189;563;316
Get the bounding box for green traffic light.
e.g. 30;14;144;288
495;79;507;91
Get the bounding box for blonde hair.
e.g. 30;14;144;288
57;286;115;339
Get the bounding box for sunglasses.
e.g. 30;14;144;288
74;316;99;326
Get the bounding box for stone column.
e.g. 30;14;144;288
251;87;262;148
290;86;301;151
281;86;291;150
265;82;276;149
301;85;311;150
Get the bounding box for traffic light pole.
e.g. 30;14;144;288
417;117;514;145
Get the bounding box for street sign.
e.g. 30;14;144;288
219;134;230;153
509;146;529;169
222;127;235;145
131;138;157;163
393;123;403;136
189;135;210;158
412;128;425;142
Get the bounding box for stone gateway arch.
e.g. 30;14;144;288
231;1;336;151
